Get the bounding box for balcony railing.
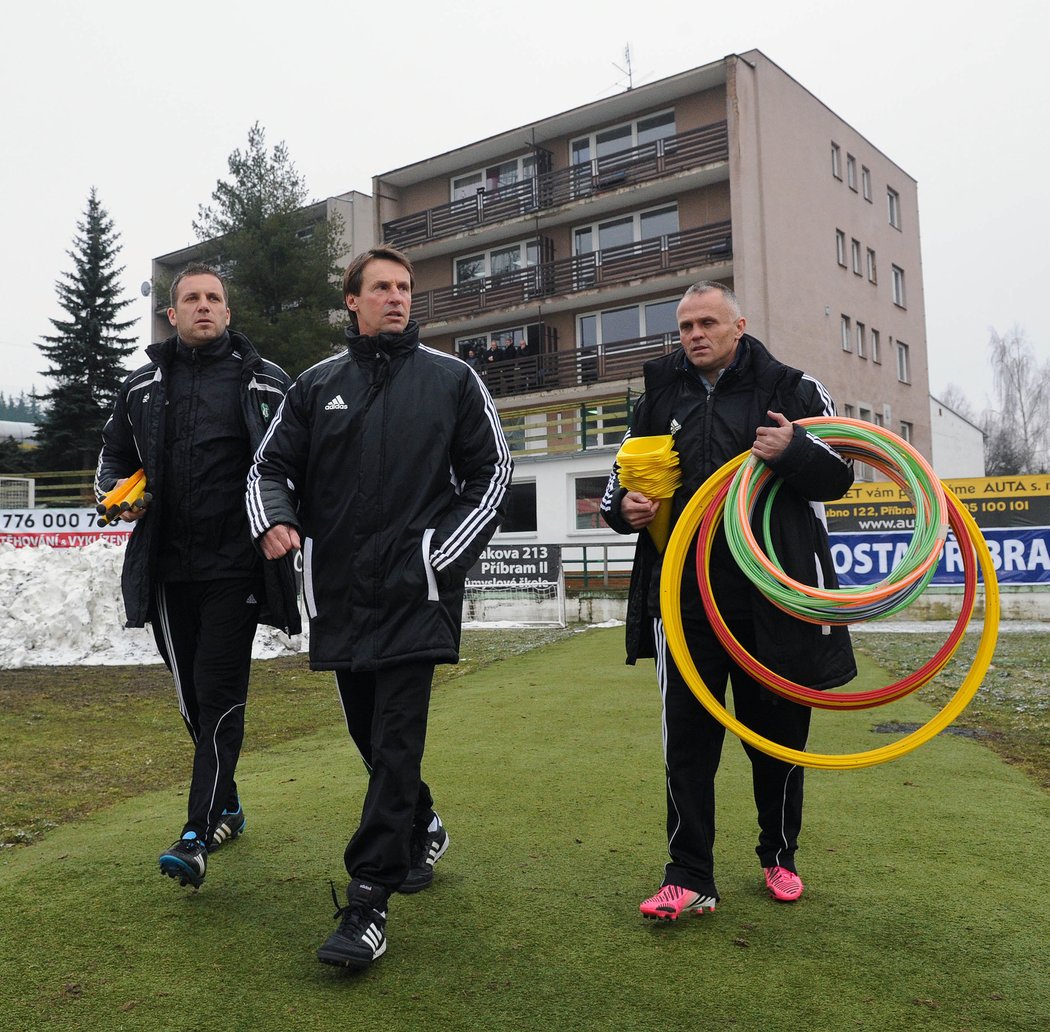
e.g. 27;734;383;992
412;220;732;325
476;331;680;400
383;121;730;248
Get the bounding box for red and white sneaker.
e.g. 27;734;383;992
764;866;804;901
639;884;717;921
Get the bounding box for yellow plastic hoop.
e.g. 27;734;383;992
659;454;1000;770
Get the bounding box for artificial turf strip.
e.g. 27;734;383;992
1;626;1048;1031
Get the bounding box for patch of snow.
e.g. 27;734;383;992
0;539;304;669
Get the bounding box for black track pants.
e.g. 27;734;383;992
654;612;812;899
336;662;436;891
152;579;260;842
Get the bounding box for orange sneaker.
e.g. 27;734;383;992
764;866;804;901
639;884;717;921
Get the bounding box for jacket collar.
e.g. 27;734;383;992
174;329;233;364
345;320;420;362
148;329;261;374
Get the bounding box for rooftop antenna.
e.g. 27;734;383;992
613;43;634;91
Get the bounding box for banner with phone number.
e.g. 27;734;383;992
825;474;1050;586
0;508;131;548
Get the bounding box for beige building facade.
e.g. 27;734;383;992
373;50;930;539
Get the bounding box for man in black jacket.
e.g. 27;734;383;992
601;281;855;920
247;246;512;969
96;263;299;891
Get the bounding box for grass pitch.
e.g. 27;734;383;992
1;626;1048;1031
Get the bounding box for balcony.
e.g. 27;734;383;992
411;220;731;326
478;330;681;400
383;121;730;249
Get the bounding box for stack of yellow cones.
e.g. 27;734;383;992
615;435;681;553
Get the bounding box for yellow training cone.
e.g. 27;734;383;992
616;435;681;553
645;499;674;553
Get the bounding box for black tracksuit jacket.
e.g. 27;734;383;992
96;330;300;634
246;321;513;671
601;335;856;689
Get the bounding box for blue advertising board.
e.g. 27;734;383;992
825;474;1050;587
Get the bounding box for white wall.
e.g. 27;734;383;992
495;448;625;547
929;396;985;477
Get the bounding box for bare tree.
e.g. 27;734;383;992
936;383;977;422
982;326;1049;474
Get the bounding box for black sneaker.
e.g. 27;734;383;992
159;833;207;888
399;821;449;894
317;880;388;969
209;804;246;850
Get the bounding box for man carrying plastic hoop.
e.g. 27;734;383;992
600;281;856;920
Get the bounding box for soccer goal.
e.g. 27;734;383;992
0;476;34;508
464;544;567;627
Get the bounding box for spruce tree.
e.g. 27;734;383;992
193;123;346;376
34;188;138;470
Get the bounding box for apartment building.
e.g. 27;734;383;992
373;49;930;544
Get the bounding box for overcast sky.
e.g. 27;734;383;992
1;0;1046;416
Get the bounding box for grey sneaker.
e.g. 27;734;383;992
399;823;449;894
317;879;388;969
159;833;207;888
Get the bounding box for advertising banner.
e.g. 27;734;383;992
825;475;1050;586
466;544;562;590
0;508;131;548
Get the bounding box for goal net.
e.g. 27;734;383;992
463;544;566;627
0;476;34;508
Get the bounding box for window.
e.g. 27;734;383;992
575;475;613;529
500;481;537;533
578;297;679;349
891;265;906;307
836;229;847;267
866;247;877;284
454;239;541;284
573;204;678;256
887;187;901;229
896;340;911;383
856;321;866;358
871;328;881;364
583;307;639;346
840;315;852;351
843;404;855;419
874;411;884;427
831;142;842;179
571;110;676;167
900;421;913;443
851;239;862;275
576;298;678;386
859;406;872;423
847;154;857;191
451;154;536;201
862;166;872;201
636;112;677;147
643;298;680;336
